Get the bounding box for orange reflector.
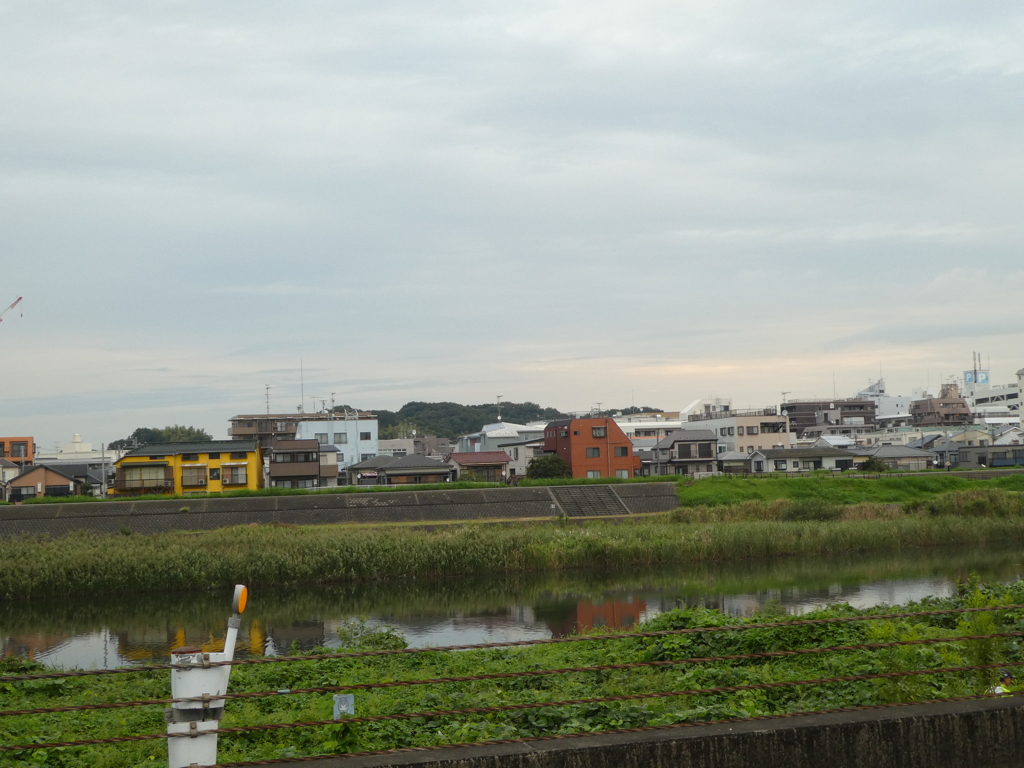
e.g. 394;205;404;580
233;584;248;614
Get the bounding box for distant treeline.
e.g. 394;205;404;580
335;401;664;439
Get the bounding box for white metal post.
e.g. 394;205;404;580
167;585;247;768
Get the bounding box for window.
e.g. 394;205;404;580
230;452;247;460
592;427;607;438
360;432;371;441
720;428;727;437
586;447;600;458
361;454;373;461
242;421;253;428
11;442;28;458
792;460;800;470
677;443;693;459
560;431;568;438
150;455;165;460
587;470;601;478
774;460;787;470
615;469;629;479
698;443;714;458
210;468;221;480
573;430;580;436
123;466;169;489
513;448;520;460
747;446;754;454
181;466;207;486
334;433;345;444
182;454;199;461
208;453;220;460
273;452;317;463
614;446;629;457
315;433;328;444
728;427;735;436
676;465;689;475
748;427;759;435
338;453;344;461
737;426;745;435
223;466;247;485
754;461;764;472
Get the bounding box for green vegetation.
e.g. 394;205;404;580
675;473;1024;508
347;401;568;440
2;578;1022;766
107;425;213;450
525;454;571;479
8;511;1024;600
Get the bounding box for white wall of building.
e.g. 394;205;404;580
295;418;378;469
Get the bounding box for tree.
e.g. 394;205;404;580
526;454;571;479
859;457;890;473
108;425;212;450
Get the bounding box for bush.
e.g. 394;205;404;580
779;498;843;521
526;455;571;479
859;458;890;473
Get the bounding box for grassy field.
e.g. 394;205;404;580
7;503;1024;600
2;579;1021;766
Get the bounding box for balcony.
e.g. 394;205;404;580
268;462;320;478
688;407;778;422
114;479;174;491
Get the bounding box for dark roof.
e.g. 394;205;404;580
448;452;511;465
14;464;81;484
273;440;320;451
496;438;545;447
654;429;718;449
0;458;17;468
123;441;258;458
347;455;398;471
381;454;451;470
546;419;573;429
863;445;935;458
752;447;862;459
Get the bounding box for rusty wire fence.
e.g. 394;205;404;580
3;603;1024;767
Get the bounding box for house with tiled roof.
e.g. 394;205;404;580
446;451;512;482
111;440;263;495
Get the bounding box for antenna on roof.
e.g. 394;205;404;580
299;360;305;413
496;395;503;421
265;384;271;415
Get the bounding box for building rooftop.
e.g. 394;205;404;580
752;447;861;459
123;440;258;458
653;429;718;449
447;452;511;465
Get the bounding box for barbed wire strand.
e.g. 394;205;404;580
3;602;1021;683
3;659;1024;753
4;629;1024;718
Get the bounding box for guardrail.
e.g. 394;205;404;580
2;593;1023;767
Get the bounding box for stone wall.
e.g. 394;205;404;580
0;483;679;537
284;696;1024;768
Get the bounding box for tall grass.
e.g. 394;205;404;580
6;515;1024;600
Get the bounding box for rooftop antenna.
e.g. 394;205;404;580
0;296;23;326
496;395;503;422
781;391;790;404
299;360;305;413
832;371;837;400
265;385;271;416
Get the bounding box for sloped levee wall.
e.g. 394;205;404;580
290;697;1024;768
0;483;679;537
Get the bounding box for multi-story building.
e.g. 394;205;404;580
684;407;792;454
457;422;546;453
377;435;452;459
542;418;640;479
960;367;1022;427
227;411;374;451
111;440;263;495
268;439;338;488
779;399;876;438
496;438;546;478
911;383;973;428
646;429;719;476
0;437;34;467
294;416;378;472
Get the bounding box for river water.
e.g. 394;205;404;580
4;545;1024;670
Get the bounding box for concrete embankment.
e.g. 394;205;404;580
293;696;1024;768
0;483;679;537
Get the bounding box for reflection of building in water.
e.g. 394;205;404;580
264;620;324;655
2;633;72;659
545;596;646;637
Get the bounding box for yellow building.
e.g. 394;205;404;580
111;440;263;496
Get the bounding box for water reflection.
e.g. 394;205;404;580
4;545;1024;670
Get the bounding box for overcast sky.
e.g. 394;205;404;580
2;1;1023;448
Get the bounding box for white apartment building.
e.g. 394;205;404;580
295;416;378;471
684;407;793;454
457;421;546;453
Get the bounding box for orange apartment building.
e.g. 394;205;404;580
0;437;34;467
542;418;640;479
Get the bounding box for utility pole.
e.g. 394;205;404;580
496;395;503;422
265;385;271;416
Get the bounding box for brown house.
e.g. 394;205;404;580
0;436;34;467
269;439;337;489
8;465;83;502
446;451;511;482
542;418;640;479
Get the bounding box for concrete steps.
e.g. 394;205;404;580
550;485;631;517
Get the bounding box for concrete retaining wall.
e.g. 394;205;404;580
291;696;1024;768
0;483;680;537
